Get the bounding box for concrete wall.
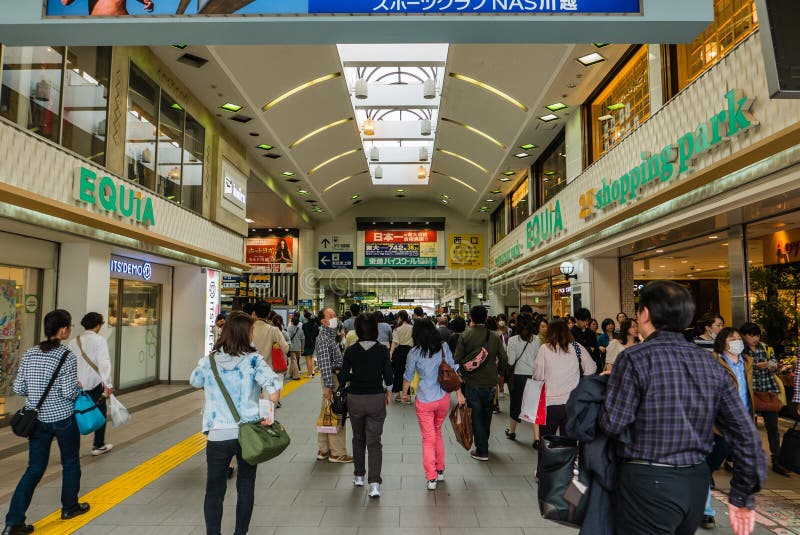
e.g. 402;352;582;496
170;266;206;383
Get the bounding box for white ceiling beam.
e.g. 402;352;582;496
362;120;435;140
352;84;439;109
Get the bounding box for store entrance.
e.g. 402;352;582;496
108;279;161;390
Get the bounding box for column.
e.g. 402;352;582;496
728;225;749;328
57;242;111;323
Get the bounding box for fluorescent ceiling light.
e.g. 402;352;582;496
220;103;244;112
351;195;360;200
170;103;184;111
449;73;528;112
432;171;478;193
486;199;495;202
436;149;489;174
491;190;501;194
607;103;626;111
441;117;506;150
577;53;606;66
519;144;536;151
289;118;353;149
441;199;448;204
262;73;341;111
539;114;559;122
498;177;511;182
280;171;295;177
245;218;255;223
396;188;405;192
256;144;274;151
514;152;530;159
502;170;516;176
545;103;568;112
598;115;614;122
544;171;557;175
309;148;361;175
298;189;309;195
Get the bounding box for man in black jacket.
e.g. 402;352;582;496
572;308;602;372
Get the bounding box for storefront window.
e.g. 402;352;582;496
124;62;205;214
589;46;650;162
491;200;506;245
552;281;572;318
520;278;550;317
61;47;111;166
509;175;530;231
672;0;758;93
534;132;567;208
1;46;65;144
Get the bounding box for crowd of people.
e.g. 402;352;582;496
4;286;800;535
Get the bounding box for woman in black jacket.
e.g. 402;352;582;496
302;312;319;378
338;313;393;499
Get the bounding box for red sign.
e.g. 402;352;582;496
246;237;295;273
365;230;437;243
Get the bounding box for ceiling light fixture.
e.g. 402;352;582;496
309;148;362;175
607;103;626;111
423;78;436;99
441;194;449;199
491;189;501;194
436;149;489;174
373;166;383;179
519;144;537;150
170;103;184;111
441;199;448;204
514;152;530;159
245;218;255;223
448;73;528;112
593;43;610;48
355;78;368;99
545;102;568;112
502;170;516;176
577;52;606;66
363;118;375;136
220;103;243;113
351;195;360;200
280;171;295;177
431;171;478;193
417;166;427;180
262;73;341;111
498;177;512;182
440;117;506;150
419;147;429;161
396;188;405;193
369;146;380;161
598;115;614;122
298;189;309;195
289;118;353;149
486;199;495;202
323;172;363;193
256;144;274;151
539;114;559;122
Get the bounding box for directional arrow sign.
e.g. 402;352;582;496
319;252;354;270
320;255;331;266
321;238;331;249
319;234;353;252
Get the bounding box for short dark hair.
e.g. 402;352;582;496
520;304;533;315
450;316;466;333
291;315;300;325
254;301;271;319
601;318;615;334
80;312;104;330
638;281;695;332
575;308;592;322
546;318;573;352
355;313;378;342
373;310;385;322
215;311;255;356
40;309;72;352
304;310;312;319
242;302;255;316
714;326;741;355
486;316;497;330
349;303;361;317
697;312;724;329
516;314;535;342
413;306;424;318
739;322;762;337
470;305;488;325
412;318;441;356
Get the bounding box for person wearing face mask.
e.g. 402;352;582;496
315;308;353;464
699;327;755;530
67;312;114;456
693;312;724;352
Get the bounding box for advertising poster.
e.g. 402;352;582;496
0;280;17;340
246;237;296;273
365;230;438;267
448;234;484;269
204;269;220;354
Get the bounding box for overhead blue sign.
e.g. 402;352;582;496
46;0;640;16
319;252;354;270
110;255;153;281
299;299;313;307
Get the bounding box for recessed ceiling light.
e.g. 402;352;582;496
708;235;719;239
502;171;516;176
577;52;606;66
256;144;274;151
593;43;610;48
441;199;448;204
280;171;295;177
448;73;528;111
245;218;254;223
351;195;360;200
441;194;450;199
170;103;184;111
490;190;501;194
545;102;568;112
598;115;614;122
519;144;537;150
298;189;309;195
498;177;511;182
262;73;341;111
396;188;405;193
659;265;666;268
722;242;729;246
607;103;626;111
656;249;664;253
514;152;530;158
544;171;556;176
539;114;559;122
718;265;726;268
220;103;244;113
681;260;688;264
322;171;369;193
486;199;495;202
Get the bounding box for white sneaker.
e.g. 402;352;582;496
368;483;381;498
436;470;445;482
427;479;437;491
91;444;113;456
353;475;365;487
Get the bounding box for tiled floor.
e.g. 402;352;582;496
1;381;799;534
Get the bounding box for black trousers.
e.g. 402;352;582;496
616;462;709;535
508;375;528;424
760;411;782;461
86;384;108;449
540;404;568;437
204;439;258;535
391;345;411;393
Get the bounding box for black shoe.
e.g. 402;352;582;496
2;525;34;535
700;515;715;529
505;428;516;441
276;401;282;409
773;463;792;477
61;503;90;520
227;466;235;479
532;440;540;451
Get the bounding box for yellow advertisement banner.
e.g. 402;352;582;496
448;234;484;269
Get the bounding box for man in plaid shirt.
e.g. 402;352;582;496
600;281;766;535
315;308;352;464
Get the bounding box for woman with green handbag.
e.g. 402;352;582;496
190;311;282;535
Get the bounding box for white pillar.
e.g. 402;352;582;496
57;242;111;323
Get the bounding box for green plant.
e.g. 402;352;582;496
750;266;800;349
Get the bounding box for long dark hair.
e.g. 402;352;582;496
616;319;637;344
545;318;573;352
214;311;255;356
397;310;410;326
40;309;71;352
412;319;441;357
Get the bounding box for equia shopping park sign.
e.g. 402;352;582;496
73;167;156;227
578;90;758;220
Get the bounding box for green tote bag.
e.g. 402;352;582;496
210;354;291;465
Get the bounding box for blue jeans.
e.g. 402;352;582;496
704;486;715;517
703;434;731;519
464;383;495;457
5;415;81;526
204;439;258;535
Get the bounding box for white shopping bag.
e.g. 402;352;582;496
519;379;546;425
108;394;130;428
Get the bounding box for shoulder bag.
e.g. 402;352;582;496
438;347;462;392
572;342;585;378
210;353;290;465
73;389;107;435
10;347;69;438
271;330;288;373
461;330;492;373
538;435;591;527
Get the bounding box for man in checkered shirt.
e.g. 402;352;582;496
315;308;352;464
4;310;90;535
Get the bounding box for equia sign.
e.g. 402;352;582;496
578;90;758;220
73;167;156;227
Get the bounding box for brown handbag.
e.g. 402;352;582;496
754;391;782;413
438;347;462;392
449;403;473;451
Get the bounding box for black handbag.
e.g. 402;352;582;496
778;421;800;474
537;435;592;527
331;383;348;416
10;348;69;438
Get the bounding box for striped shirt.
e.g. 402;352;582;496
13;344;80;423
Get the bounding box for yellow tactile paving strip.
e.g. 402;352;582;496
33;375;310;534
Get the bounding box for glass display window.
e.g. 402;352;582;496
491;200;507;245
534;132;567;208
509;175;530;231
